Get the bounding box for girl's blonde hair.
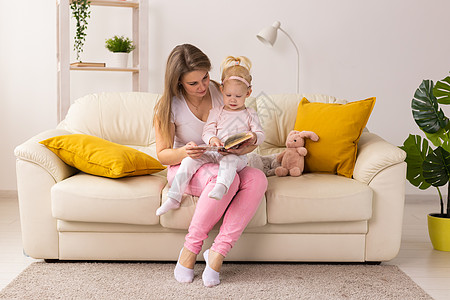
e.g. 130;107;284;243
153;44;215;147
220;56;252;87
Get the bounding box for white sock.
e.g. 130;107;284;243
208;183;228;200
156;198;180;216
174;249;194;283
202;249;220;287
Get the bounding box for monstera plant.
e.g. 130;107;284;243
401;73;450;251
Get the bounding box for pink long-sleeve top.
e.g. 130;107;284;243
202;106;265;146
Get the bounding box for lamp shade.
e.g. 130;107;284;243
256;20;300;93
256;21;281;47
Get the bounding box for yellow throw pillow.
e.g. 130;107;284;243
40;134;165;178
294;97;375;178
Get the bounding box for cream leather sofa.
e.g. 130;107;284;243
14;92;407;262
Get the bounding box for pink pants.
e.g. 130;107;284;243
167;163;267;257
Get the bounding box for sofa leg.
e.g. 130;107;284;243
44;259;60;263
365;261;381;265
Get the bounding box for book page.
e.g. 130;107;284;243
223;132;254;149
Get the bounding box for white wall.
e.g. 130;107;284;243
1;0;450;196
0;1;57;190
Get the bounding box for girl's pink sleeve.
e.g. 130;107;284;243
202;108;219;145
248;108;265;145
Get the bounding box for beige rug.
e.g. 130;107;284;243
0;262;432;300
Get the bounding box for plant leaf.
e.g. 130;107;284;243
422;146;450;187
424;122;450;153
400;134;432;189
412;80;448;134
434;76;450;104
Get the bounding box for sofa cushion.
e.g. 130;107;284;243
294;97;376;178
57;92;160;147
251;93;347;155
56;220;368;234
159;185;267;230
266;173;373;224
40;134;165;178
51;173;167;225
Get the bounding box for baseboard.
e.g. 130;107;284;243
0;190;18;199
405;194;436;203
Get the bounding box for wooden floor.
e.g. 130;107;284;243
1;192;449;299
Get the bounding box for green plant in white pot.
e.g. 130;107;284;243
105;35;136;68
400;73;450;251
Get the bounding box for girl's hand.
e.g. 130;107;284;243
184;141;205;159
209;137;223;147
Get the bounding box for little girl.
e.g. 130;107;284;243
156;56;265;216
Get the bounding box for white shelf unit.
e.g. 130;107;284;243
56;0;148;122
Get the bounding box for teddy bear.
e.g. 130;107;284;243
275;130;319;177
247;153;281;177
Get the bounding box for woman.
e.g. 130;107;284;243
153;44;268;287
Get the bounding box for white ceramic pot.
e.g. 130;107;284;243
109;52;129;68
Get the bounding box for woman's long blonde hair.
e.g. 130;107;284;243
220;56;252;86
153;44;212;147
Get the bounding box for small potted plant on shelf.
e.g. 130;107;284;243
400;72;450;251
105;35;136;68
71;0;91;62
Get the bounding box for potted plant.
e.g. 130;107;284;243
71;0;91;62
105;35;136;68
400;73;450;251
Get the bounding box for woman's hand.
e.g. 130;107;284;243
223;144;255;156
246;132;258;146
184;141;205;159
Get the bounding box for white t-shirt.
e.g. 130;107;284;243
171;82;223;148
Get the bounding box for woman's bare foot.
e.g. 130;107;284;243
179;247;196;269
174;247;196;283
208;249;224;272
202;249;224;287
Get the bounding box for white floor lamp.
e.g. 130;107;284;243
256;21;300;94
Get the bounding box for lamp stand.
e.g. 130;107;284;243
279;28;300;94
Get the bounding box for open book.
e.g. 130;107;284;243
222;132;254;149
191;132;254;151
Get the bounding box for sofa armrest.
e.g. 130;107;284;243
15;129;79;259
14;129;78;182
353;132;406;184
353;132;407;261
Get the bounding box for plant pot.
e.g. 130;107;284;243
427;213;450;251
109;52;129;68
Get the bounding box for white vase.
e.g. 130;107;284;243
109;52;129;68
